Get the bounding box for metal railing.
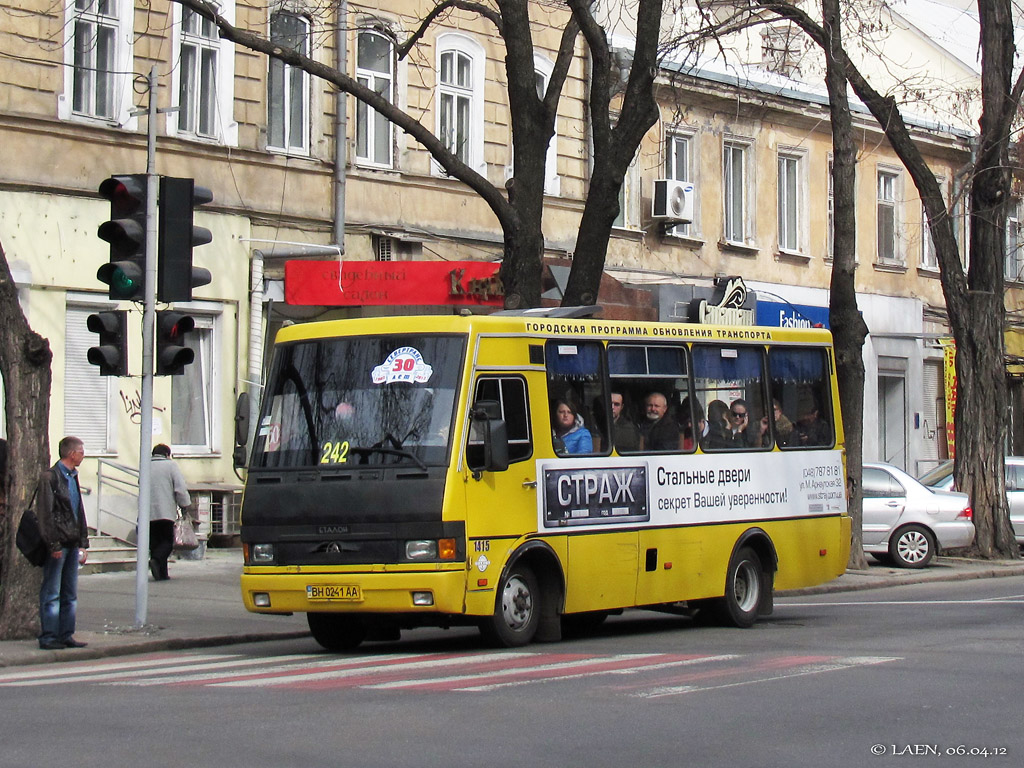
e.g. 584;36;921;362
94;458;139;538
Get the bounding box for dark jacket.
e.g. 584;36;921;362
36;464;89;552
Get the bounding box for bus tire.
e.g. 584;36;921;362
889;524;935;569
480;564;540;647
307;612;367;652
714;546;765;628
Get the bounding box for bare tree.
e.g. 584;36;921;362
176;0;667;309
756;0;1019;559
821;0;870;568
0;241;54;639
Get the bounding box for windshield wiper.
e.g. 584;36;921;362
349;445;428;471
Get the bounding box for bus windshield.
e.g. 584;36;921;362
251;334;465;469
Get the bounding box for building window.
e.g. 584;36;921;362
613;151;640;230
666;132;697;237
777;151;803;253
356;30;394;167
171;3;237;145
761;22;803;77
877;169;902;265
535;56;559;195
65;303;116;453
724;140;752;244
171;313;217;453
1007;199;1024;282
70;0;118;119
268;11;309;153
62;0;133;125
436;34;485;174
827;157;835;259
920;176;946;271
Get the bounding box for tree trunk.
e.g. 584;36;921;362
0;240;53;639
822;0;870;569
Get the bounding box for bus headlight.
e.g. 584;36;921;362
405;540;437;560
251;544;276;564
405;538;458;561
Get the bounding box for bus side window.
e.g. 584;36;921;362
769;347;834;449
608;344;690;454
468;376;532;465
545;340;606;456
691;345;770;451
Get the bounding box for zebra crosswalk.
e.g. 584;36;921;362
0;649;898;696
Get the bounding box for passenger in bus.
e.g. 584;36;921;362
729;398;753;446
552;399;593;455
680;398;705;451
772;398;794;445
703;400;738;449
787;391;830;447
639;392;683;451
610;391;641;453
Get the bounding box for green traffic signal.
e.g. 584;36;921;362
97;174;147;301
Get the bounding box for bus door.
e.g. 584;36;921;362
464;372;544;574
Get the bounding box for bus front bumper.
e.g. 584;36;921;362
241;568;468;615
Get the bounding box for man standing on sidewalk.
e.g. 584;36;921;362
149;444;191;581
36;436;90;650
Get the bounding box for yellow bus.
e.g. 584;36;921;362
239;310;850;650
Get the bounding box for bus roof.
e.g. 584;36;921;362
272;313;835;346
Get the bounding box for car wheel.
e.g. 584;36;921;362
480;564;539;647
889;524;935;569
307;612;366;651
711;546;765;628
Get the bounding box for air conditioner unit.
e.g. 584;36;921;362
652;179;694;222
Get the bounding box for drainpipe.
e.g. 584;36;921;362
334;1;348;253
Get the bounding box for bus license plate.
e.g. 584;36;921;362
306;584;362;601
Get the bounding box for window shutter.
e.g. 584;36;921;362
65;306;113;452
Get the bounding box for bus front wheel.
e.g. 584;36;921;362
307;612;367;652
714;547;765;628
480;564;539;647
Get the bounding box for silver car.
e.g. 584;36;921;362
862;462;975;568
918;457;1024;545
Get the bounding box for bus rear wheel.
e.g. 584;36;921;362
713;547;765;628
307;612;367;652
480;564;539;647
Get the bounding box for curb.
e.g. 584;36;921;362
781;561;1024;596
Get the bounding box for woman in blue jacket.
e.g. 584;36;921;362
552;400;593;454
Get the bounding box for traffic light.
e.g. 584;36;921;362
86;310;128;376
155;310;196;376
97;174;147;300
158;176;213;302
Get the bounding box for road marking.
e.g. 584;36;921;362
0;653;237;685
630;655;898;698
210;651;534;689
459;654;741;692
0;653;323;687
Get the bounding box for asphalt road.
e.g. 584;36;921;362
2;576;1021;768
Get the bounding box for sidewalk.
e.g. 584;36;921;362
2;549;1023;668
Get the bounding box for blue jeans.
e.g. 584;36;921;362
39;547;79;644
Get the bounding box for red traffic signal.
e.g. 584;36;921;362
155;311;196;376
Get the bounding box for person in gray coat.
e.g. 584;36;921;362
149;444;191;581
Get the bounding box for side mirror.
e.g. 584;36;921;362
234;392;251;447
468;400;509;476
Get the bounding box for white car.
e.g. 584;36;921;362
861;462;975;568
919;457;1024;545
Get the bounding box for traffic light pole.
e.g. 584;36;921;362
134;66;159;628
